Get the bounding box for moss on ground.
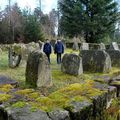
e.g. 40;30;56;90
12;101;27;108
4;80;105;112
0;84;13;93
0;94;12;102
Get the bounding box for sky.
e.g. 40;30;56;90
0;0;120;13
0;0;57;14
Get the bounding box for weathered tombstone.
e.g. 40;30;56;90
19;44;28;67
26;51;52;88
80;50;111;73
89;43;100;50
61;53;83;75
61;40;66;49
38;40;44;50
72;37;79;50
80;43;89;50
109;42;119;50
73;42;79;50
99;43;106;50
50;40;56;47
8;46;21;68
106;50;120;67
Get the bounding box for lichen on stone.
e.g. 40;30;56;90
12;101;26;108
0;94;12;102
0;84;13;93
16;89;34;96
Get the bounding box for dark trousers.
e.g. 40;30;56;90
46;53;50;63
57;53;62;64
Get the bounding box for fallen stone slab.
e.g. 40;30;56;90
0;106;51;120
65;101;93;120
93;75;112;84
110;81;120;97
0;75;18;86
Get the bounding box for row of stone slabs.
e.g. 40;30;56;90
0;75;118;120
25;48;120;88
72;41;120;51
62;49;120;75
80;42;119;50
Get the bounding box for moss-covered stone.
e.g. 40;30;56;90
12;101;26;108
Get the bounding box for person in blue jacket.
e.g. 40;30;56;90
54;39;64;64
43;39;52;63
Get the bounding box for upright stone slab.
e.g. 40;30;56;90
81;50;111;73
99;43;106;50
73;42;79;50
106;50;120;67
38;40;44;50
72;37;79;50
26;51;52;88
8;47;21;68
80;43;89;50
109;42;119;50
61;53;83;75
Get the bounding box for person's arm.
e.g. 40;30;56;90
62;44;64;53
50;44;52;54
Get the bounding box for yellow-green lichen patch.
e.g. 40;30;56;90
58;80;103;97
16;89;34;96
110;81;120;86
12;101;27;108
11;80;105;112
12;44;22;54
28;92;41;99
0;84;13;93
0;94;12;102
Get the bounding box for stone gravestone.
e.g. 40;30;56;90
81;50;111;73
106;42;120;67
73;42;79;50
8;46;21;68
80;43;89;50
72;37;79;50
38;40;44;51
109;42;119;50
99;43;106;50
61;53;83;75
106;50;120;67
26;51;52;88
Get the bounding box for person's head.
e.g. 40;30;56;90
57;39;61;43
46;39;50;43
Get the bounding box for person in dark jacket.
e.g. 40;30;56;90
43;39;52;63
54;39;64;64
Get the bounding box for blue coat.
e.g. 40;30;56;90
54;41;64;54
43;43;52;54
